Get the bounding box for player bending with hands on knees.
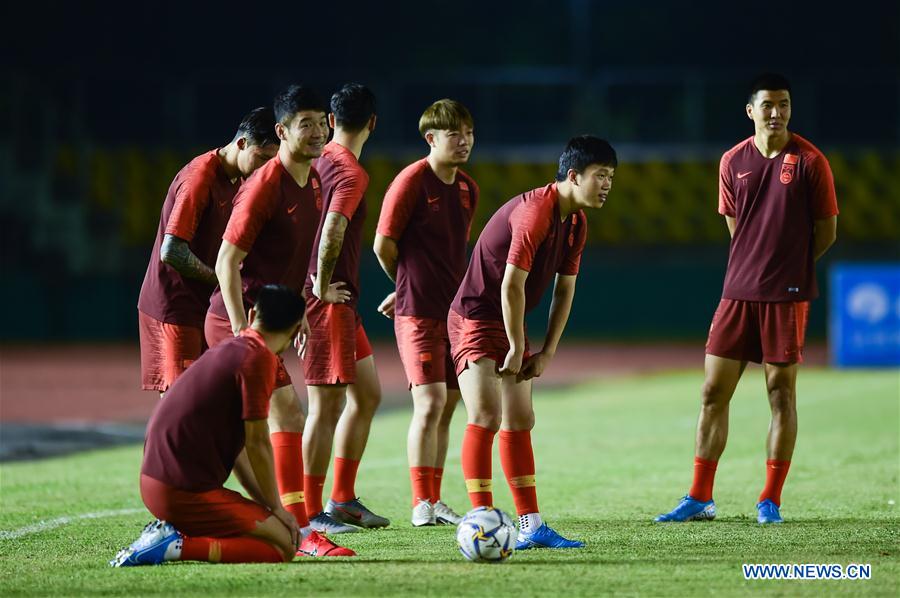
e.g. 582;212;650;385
655;73;838;525
112;286;313;566
374;99;478;527
448;135;616;549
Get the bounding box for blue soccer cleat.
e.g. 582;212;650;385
756;499;783;524
109;520;181;567
515;523;584;550
654;495;716;522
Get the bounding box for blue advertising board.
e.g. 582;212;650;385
830;264;900;367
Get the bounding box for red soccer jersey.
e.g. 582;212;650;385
451;183;587;321
718;134;839;302
376;159;478;320
305;141;369;307
141;328;276;491
208;155;323;318
138;150;238;327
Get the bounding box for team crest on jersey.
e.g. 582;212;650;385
780;153;799;185
459;180;471;210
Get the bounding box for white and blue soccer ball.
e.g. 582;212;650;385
456;506;516;563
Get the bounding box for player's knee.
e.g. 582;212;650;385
700;380;732;407
413;400;444;427
470;410;501;431
767;386;796;413
503;411;534;431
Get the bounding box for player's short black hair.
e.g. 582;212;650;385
253;285;305;332
748;73;792;104
331;83;376;132
274;84;328;125
234;106;278;146
556;136;617;181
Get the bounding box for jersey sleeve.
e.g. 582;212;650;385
806;153;839;219
376;168;421;240
718;152;736;217
223;174;277;253
236;344;277;420
558;211;587;275
329;165;369;220
165;159;216;241
507;197;552;272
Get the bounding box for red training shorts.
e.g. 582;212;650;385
394;315;458;389
138;311;204;392
706;298;810;364
447;309;530;375
204;311;292;388
140;474;270;537
303;297;373;385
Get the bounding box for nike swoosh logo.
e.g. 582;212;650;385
737;171;752;179
287;205;297;214
337;506;363;520
427;196;439;204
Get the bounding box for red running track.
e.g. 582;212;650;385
0;342;826;424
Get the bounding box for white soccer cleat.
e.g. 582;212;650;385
433;500;463;525
411;499;436;526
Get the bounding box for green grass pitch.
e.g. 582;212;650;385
1;368;897;596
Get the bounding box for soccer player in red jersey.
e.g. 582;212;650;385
137;107;277;395
301;84;389;533
206;84;353;557
655;73;838;525
374;99;478;527
112;285;307;566
449;135;617;550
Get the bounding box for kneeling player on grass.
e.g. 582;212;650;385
448;136;616;550
113;285;316;566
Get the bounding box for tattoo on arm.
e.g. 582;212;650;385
316;213;348;289
160;234;217;286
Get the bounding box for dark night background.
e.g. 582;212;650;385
1;0;898;341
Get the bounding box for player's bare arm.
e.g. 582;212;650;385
500;264;528;376
310;212;352;304
373;233;399;318
231;448;267;505
725;216;737;238
244;418;300;549
215;240;249;335
520;273;577;382
812;215;837;261
159;234;218;286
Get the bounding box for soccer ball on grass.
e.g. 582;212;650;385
456;506;516;563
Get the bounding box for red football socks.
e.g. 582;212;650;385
758;459;791;506
331;457;360;503
270;431;309;527
462;424;495;508
409;466;434;506
181;537;284;563
303;474;326;517
433;467;444;502
499;429;539;515
689;456;718;502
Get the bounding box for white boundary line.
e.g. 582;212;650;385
0;508;144;541
0;454;463;540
